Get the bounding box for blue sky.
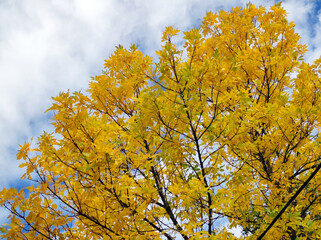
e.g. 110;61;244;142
0;0;320;232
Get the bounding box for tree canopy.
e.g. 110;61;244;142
1;3;321;239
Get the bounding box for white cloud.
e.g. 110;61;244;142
308;3;321;61
282;0;314;57
0;0;319;227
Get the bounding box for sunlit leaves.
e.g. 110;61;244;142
1;3;321;240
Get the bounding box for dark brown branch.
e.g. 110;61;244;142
257;157;321;240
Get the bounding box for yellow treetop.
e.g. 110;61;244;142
1;3;321;240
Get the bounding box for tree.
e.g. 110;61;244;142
1;3;321;239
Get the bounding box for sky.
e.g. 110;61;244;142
0;0;320;233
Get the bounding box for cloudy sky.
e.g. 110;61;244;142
0;0;320;228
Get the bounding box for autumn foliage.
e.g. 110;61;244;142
2;3;321;239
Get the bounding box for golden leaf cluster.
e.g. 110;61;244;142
1;4;321;240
